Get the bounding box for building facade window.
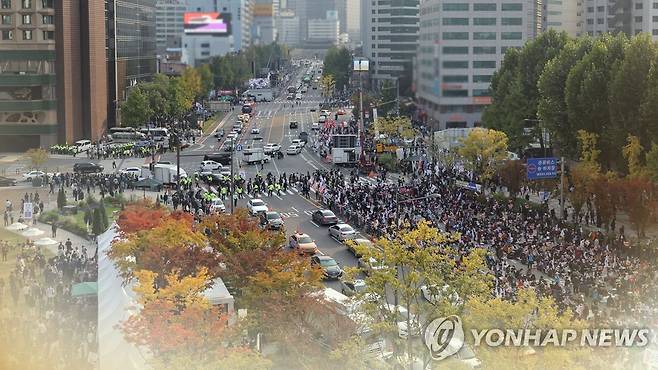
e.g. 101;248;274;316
41;0;53;8
443;3;469;11
443;89;468;97
443;46;468;54
1;15;11;24
501;17;522;25
21;0;30;9
501;31;522;39
22;29;31;40
443;32;469;40
501;3;522;11
473;31;496;40
443;61;469;68
473;60;496;68
597;18;604;24
22;14;31;24
2;30;13;40
473;75;492;83
1;0;10;9
42;15;53;24
474;18;496;25
653;16;658;22
474;3;496;11
635;16;642;22
473;46;496;54
42;30;53;40
472;89;490;97
442;75;468;82
443;18;469;26
635;2;643;9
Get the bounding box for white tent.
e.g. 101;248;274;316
97;225;148;370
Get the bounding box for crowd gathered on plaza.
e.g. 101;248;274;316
307;162;657;328
0;238;98;369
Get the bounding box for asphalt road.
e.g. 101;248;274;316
16;65;369;291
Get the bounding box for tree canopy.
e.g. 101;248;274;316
485;31;658;172
323;46;352;92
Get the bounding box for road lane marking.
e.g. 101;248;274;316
310;221;320;228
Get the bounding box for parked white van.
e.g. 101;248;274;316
73;140;92;153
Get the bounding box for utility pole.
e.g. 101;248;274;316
175;132;181;193
230;141;235;214
359;69;365;163
395;77;400;116
560;156;565;218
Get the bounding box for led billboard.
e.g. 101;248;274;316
183;12;231;35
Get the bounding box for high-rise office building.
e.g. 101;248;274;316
415;0;541;130
252;0;278;44
156;0;186;55
106;0;157;127
345;0;361;46
0;0;108;151
542;0;582;36
362;0;420;87
581;0;658;39
307;12;339;46
277;10;299;46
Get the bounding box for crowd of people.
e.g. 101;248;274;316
307;163;657;329
47;172;137;200
0;239;98;369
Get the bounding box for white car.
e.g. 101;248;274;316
22;170;45;180
286;144;302;155
311;122;320;130
291;139;305;148
248;198;268;215
120;167;142;177
328;223;357;242
226;132;238;141
210;198;226;213
263;143;281;154
340;279;367;296
251;127;260;134
200;160;223;172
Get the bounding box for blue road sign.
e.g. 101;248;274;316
527;157;558;180
236;144;243;152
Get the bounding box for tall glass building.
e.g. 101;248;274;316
106;0;157;127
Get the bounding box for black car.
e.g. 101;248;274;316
310;107;317;112
311;255;343;279
214;129;225;138
204;152;232;166
260;211;284;230
298;131;309;144
289;121;299;129
73;162;103;174
0;176;17;187
312;209;339;225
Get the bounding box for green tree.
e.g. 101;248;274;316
323;46;352;91
167;77;193;120
639;54;658;146
99;200;109;230
565;33;628;169
350;221;492;368
609;34;657;151
25;148;49;170
375;116;415;140
463;289;596;370
622;135;649;178
57;188;66;210
92;207;104;236
497;160;525;198
538;37;593;157
484;30;569;151
458;128;509;183
378;80;397;116
646;143;658;182
179;67;203;100
121;87;153;127
196;64;214;97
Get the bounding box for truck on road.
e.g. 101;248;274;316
242;88;274;102
151;164;187;185
242;147;271;165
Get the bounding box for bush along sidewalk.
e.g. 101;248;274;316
40;193;125;239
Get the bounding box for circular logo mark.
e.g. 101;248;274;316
424;315;464;361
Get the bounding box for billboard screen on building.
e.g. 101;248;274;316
353;59;369;72
183;12;231;35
